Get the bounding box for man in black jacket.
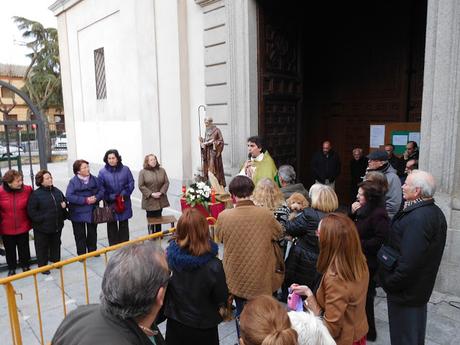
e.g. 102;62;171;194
52;242;170;345
311;140;341;189
380;170;447;345
350;148;368;201
384;144;404;177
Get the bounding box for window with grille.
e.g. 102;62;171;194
94;48;107;99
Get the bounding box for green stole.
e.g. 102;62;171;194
252;151;279;187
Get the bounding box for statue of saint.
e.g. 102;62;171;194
199;117;226;187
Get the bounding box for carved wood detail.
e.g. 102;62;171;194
258;8;302;167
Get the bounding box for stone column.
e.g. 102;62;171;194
421;0;460;295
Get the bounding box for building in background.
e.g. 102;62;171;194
0;63;66;140
50;0;460;296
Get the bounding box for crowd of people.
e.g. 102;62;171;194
0;149;170;276
0;135;446;345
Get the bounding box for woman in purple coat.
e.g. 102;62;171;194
98;149;135;245
66;160;104;255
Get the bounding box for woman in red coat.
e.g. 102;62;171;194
0;170;33;276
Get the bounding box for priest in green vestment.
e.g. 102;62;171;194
239;136;279;187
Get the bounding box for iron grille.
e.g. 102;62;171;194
94;47;107;99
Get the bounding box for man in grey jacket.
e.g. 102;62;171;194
367;150;402;218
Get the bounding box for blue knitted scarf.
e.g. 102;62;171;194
166;240;218;272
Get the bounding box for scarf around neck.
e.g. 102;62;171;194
77;174;90;184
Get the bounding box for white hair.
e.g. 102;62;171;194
279;165;296;184
410;170;436;198
288;311;336;345
308;183;323;200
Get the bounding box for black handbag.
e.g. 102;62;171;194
377;245;400;270
92;202;115;224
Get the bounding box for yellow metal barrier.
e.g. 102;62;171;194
0;228;175;345
0;216;217;345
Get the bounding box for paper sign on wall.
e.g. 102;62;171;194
393;135;408;146
370;125;385;148
408;132;420;145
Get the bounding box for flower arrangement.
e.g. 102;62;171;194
184;181;212;208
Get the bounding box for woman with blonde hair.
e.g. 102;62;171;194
282;184;338;294
164;208;228;345
239;295;297;345
252;178;290;224
138;154;170;233
292;213;369;345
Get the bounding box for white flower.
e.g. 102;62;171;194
190;195;195;200
204;191;210;198
197;182;205;188
188;188;195;193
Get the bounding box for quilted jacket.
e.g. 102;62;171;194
215;200;283;299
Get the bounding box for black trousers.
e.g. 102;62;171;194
366;267;377;338
147;209;162;233
72;222;97;255
388;299;427;345
2;233;31;270
107;219;129;246
33;229;62;267
165;318;219;345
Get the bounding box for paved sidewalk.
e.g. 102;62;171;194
1;162;459;345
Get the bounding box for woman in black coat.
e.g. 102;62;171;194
350;180;390;341
27;170;67;274
281;184;338;293
164;208;228;345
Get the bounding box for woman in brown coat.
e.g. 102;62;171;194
138;154;170;233
291;213;369;345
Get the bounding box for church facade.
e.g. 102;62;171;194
50;0;460;295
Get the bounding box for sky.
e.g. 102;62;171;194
0;0;57;66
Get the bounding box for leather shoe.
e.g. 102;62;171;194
22;266;31;272
42;270;51;275
7;270;16;276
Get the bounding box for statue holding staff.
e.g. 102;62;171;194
199;117;226;187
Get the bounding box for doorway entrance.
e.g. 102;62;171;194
257;0;427;203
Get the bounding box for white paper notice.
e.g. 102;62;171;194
393;135;408;146
408;132;420;145
370;125;385;148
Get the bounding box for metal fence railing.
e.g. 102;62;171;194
0;216;217;345
0;228;175;345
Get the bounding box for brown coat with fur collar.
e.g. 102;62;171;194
215;200;283;299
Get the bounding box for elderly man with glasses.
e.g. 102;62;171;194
52;242;170;345
380;170;447;345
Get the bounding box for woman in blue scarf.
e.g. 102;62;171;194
164;208;228;345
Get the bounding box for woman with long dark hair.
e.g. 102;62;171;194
350;180;389;341
164;208;227;345
291;213;369;345
98;149;135;245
